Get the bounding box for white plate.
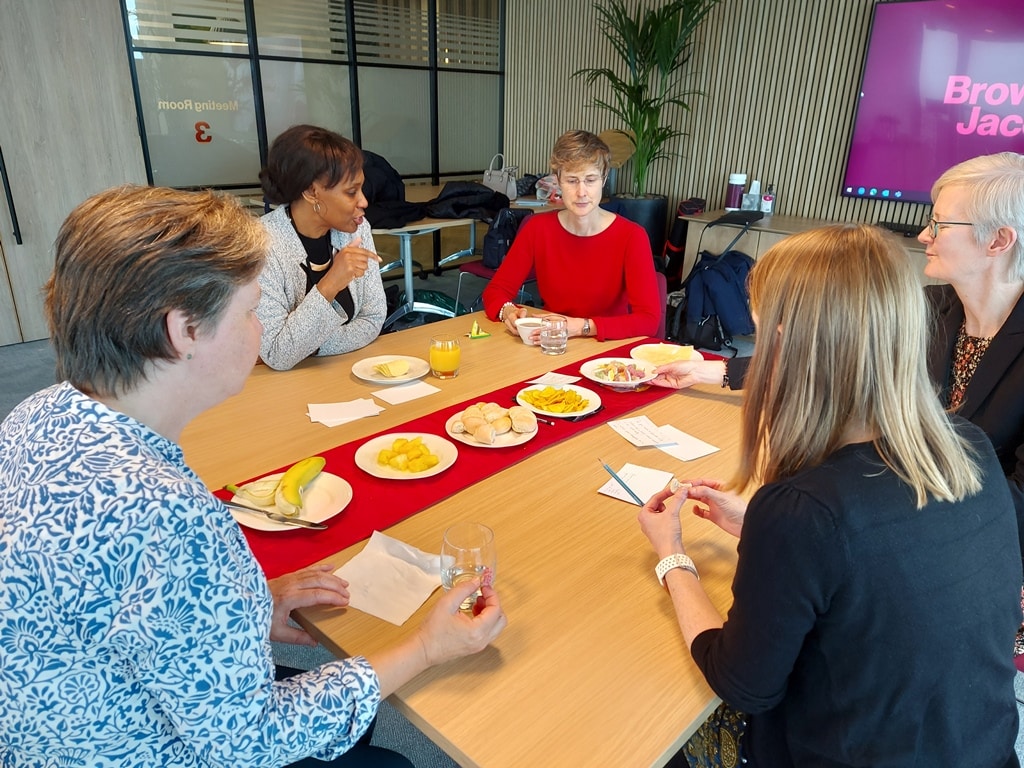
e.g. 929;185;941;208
354;432;458;479
351;355;430;384
444;413;538;449
229;471;352;532
629;343;704;366
515;384;602;418
579;357;658;390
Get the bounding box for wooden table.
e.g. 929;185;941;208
180;312;743;768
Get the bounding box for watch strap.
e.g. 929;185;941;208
655;553;699;585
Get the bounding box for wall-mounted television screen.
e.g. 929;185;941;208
842;0;1024;205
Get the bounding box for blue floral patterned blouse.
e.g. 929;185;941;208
0;383;380;766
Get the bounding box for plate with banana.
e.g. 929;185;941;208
444;402;539;448
352;355;430;384
226;456;353;532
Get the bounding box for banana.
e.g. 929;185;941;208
469;320;490;338
273;456;326;516
225;476;279;506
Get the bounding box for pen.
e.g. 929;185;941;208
598;458;644;505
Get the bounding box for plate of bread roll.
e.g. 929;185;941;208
445;402;539;447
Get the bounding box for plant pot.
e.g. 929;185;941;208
609;194;668;263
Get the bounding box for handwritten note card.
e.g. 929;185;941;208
597;462;675;506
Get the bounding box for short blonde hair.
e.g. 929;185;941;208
46;185;267;397
550;130;611;178
931;152;1024;279
735;224;981;507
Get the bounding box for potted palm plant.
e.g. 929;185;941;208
575;0;720;254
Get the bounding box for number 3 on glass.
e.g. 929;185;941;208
195;122;212;143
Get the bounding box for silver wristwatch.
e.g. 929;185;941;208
582;318;591;337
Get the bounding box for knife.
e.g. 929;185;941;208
569;404;605;422
223;500;328;530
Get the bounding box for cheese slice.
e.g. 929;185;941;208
374;359;410;377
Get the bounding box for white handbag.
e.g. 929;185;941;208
482;153;518;200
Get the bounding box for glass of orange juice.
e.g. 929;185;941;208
429;334;461;379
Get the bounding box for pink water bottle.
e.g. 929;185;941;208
725;173;746;211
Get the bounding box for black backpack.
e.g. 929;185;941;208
482;208;533;269
670;249;755;354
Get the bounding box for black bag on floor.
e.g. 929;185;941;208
482;208;533;269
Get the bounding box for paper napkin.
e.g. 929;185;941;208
308;398;384;427
654;425;719;461
526;372;581;386
597;462;675;506
335;531;442;625
372;380;442;405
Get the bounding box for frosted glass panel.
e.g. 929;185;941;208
261;60;353;144
437;0;500;71
353;0;429;65
253;0;347;60
135;52;260;187
438;72;500;174
127;0;249;53
358;68;430;175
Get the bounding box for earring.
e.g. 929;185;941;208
186;353;193;360
313;199;323;216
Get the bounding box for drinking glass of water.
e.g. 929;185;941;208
540;314;568;355
441;522;496;611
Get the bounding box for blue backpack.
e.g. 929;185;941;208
672;249;755;353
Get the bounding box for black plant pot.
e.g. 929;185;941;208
608;194;668;264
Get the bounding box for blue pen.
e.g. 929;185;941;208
598;458;644;505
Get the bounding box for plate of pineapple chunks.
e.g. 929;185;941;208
354;433;458;479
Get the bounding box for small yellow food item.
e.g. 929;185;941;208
469;320;491;338
376;435;439;473
373;359;411;378
519;386;589;413
275;456;327;516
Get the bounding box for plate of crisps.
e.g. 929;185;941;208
354;433;458;479
515;384;602;419
352;355;430;384
629;343;703;366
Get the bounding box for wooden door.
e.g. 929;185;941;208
0;0;146;343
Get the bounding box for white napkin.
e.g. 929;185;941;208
526;372;580;386
308;398;385;427
372;380;442;405
335;531;442;625
598;462;675;506
655;424;719;461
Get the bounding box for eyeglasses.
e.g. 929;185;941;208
925;216;973;238
559;175;605;190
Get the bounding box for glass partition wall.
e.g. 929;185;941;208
122;0;504;189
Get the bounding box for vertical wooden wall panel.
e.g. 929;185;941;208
506;0;930;228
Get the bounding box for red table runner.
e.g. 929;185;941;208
217;339;708;578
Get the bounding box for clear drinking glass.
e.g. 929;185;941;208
429;334;461;378
441;522;496;611
539;314;568;355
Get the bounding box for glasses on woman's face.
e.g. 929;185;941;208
926;216;974;238
560;174;605;191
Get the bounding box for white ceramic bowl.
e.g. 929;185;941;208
515;317;544;345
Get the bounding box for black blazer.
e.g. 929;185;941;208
927;284;1024;555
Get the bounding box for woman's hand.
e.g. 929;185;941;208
638;487;688;559
501;303;528;335
318;236;382;297
683;478;747;537
267;564;350;646
651;359;726;390
415;580;507;667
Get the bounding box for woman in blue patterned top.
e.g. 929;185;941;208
0;185;506;767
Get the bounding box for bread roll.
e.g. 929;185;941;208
509;406;538;433
491;415;512;435
462;415;487;433
450;419;466;434
472;423;496;445
482;403;508;422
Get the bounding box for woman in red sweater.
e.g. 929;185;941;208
482;130;660;341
